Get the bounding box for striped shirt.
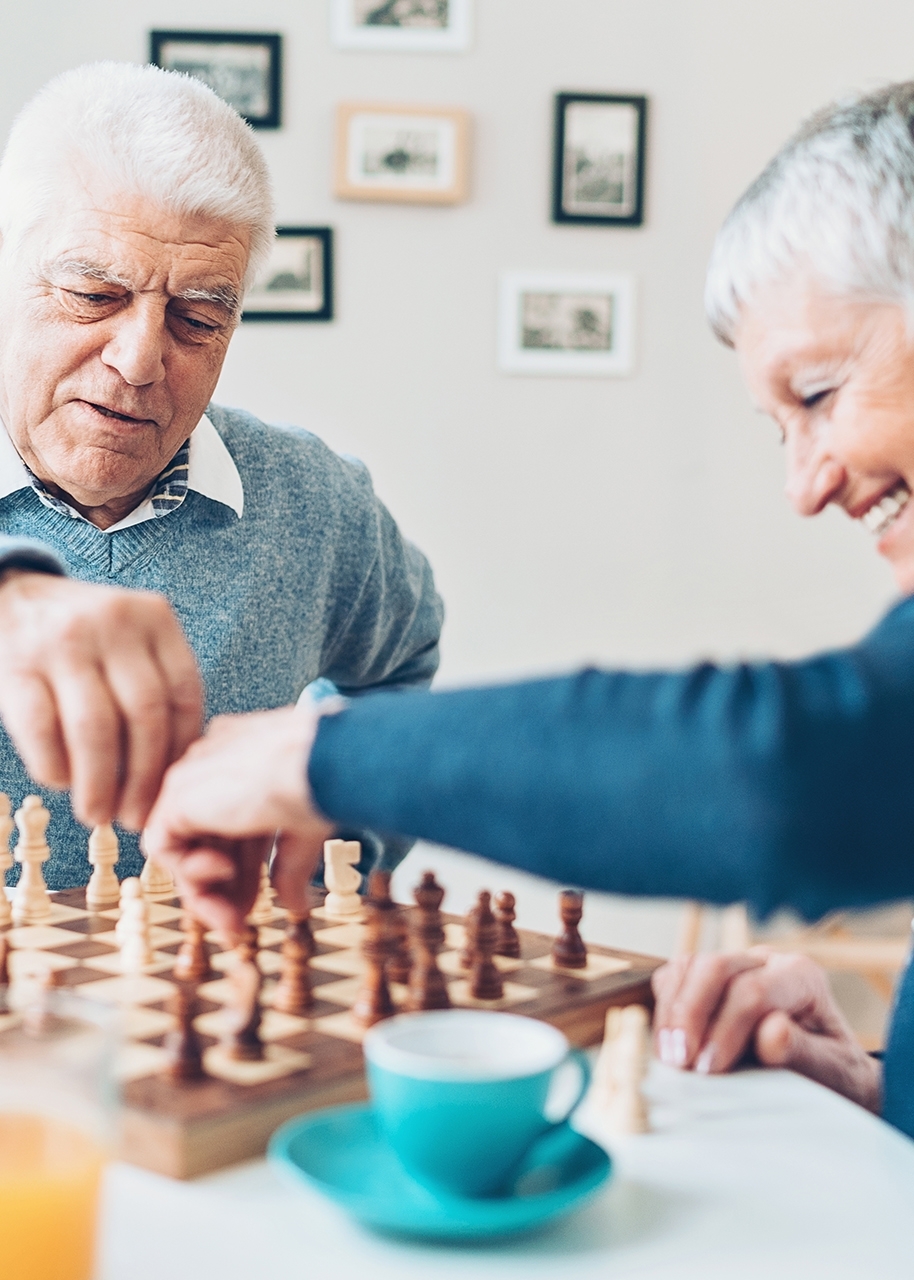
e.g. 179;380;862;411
26;439;191;523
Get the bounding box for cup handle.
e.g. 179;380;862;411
543;1048;591;1125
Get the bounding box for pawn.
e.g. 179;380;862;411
116;878;154;972
140;854;174;897
248;861;275;926
552;889;588;970
86;825;120;908
591;1004;650;1135
468;891;504;1002
173;913;215;984
493;891;521;959
224;924;264;1061
352;871;399;1027
12;796;52;926
272;911;314;1015
0;794;14;930
406;871;450;1012
163;983;205;1082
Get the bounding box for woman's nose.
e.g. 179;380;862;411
783;432;846;516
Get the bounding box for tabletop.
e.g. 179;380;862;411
98;1060;914;1280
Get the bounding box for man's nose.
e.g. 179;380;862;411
100;302;166;387
783;430;846;516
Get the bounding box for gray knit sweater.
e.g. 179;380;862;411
0;404;443;887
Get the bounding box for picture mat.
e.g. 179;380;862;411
330;0;472;50
562;101;639;217
245;237;325;313
347;113;457;190
498;272;636;377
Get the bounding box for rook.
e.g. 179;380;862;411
552;889;588;969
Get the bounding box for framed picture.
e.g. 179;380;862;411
552;94;647;227
497;272;636;377
330;0;472;52
150;31;282;129
242;228;334;322
334;103;470;205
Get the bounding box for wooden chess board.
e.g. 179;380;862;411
4;884;662;1179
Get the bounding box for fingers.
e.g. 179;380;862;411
155;838;270;940
150;612;204;763
0;674;69;789
754;1010;883;1113
271;829;326;914
653;951;768;1068
105;648;173;830
54;662;123;826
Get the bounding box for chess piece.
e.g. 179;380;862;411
352;871;399;1027
552;889;588;969
139;853;175;897
12;796;52;926
493;891;521;959
173;913;215;983
0;793;14;930
369;871;411;984
86;825;120;908
406;871;451;1012
248;861;275;925
0;933;9;986
591;1004;650;1135
116;877;154;972
272;911;314;1015
163;983;205;1081
468;891;504;1001
224;924;264;1061
323;839;363;917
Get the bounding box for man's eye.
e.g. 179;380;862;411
183;315;217;332
800;388;834;410
66;290;119;305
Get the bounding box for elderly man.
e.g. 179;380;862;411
146;82;914;1142
0;62;442;885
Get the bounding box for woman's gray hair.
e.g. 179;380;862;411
705;82;914;346
0;62;274;292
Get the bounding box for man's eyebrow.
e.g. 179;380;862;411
45;259;135;290
177;284;240;315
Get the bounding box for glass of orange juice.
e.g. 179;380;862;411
0;987;117;1280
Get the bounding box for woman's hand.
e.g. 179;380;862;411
651;947;883;1114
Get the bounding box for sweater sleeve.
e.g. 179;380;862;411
0;536;65;578
308;597;914;920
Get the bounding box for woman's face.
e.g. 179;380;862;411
736;276;914;593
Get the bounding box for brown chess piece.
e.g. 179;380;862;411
224;924;265;1061
174;913;215;983
406;871;451;1012
370;871;411;984
272;911;314;1015
163;982;205;1082
552;889;588;969
493;891;521;959
0;933;9;986
352;871;399;1027
468;891;504;1001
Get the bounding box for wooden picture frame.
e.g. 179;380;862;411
242;228;334;322
497;271;636;377
334;103;470;205
552;93;647;227
150;30;282;129
330;0;473;53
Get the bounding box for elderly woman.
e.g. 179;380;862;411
144;82;914;1140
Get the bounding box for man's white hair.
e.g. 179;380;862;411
705;82;914;346
0;61;274;291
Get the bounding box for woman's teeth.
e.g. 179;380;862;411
862;482;911;536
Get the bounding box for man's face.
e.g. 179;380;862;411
0;183;250;512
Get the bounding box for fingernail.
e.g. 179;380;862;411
695;1043;716;1075
658;1027;672;1064
671;1028;687;1067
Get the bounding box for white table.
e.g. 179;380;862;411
99;1063;914;1280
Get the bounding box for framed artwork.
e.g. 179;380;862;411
150;31;282;129
330;0;472;52
334;103;470;205
497;271;636;377
552;94;647;227
242;228;334;322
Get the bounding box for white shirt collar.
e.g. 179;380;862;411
0;412;244;533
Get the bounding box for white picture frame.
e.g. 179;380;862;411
330;0;472;52
497;272;636;377
334;103;470;205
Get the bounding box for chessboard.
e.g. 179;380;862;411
3;877;662;1179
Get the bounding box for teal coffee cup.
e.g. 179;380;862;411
363;1010;590;1199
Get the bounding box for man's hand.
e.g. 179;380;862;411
142;706;334;936
0;571;203;830
651;947;883;1114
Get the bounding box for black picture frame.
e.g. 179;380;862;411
552;93;647;227
150;30;282;129
242;227;334;323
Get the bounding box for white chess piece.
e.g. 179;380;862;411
12;796;52;926
323;839;362;917
139;853;175;897
86;825;121;908
590;1004;650;1135
0;793;14;929
116;877;154;972
248;861;275;925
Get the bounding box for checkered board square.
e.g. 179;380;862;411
17;886;660;1179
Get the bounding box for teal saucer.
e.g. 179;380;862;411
268;1103;611;1241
